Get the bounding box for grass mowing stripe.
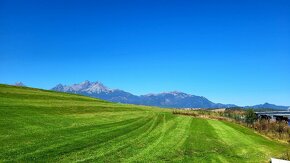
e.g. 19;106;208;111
208;119;288;162
12;115;153;162
125;113;181;162
91;112;168;162
1;115;150;161
0;116;141;148
181;118;237;162
73;113;160;162
142;116;192;162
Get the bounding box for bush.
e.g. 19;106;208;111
245;109;257;127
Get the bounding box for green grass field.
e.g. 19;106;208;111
0;84;288;162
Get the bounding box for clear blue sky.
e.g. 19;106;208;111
1;0;289;106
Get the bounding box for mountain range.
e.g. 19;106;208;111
50;80;289;110
14;82;25;87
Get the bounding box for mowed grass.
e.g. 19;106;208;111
0;84;288;162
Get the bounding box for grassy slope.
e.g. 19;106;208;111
0;84;288;162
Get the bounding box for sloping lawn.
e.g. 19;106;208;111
0;84;288;162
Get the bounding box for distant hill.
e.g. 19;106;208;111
245;103;289;110
51;80;236;108
139;92;236;108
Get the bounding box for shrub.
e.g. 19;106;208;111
245;109;257;127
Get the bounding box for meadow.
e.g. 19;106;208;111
0;84;288;162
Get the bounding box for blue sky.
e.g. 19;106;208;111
1;0;289;106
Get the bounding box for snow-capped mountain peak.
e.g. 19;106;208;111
84;82;111;93
14;82;25;87
52;80;111;93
